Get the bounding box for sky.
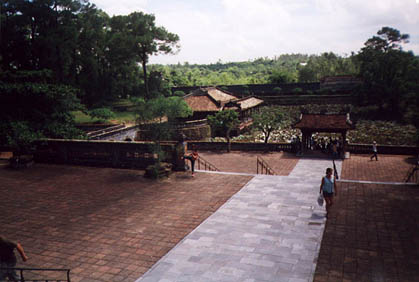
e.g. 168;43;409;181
92;0;419;65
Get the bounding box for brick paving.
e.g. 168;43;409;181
1;152;418;282
198;151;298;175
0;164;251;282
341;154;415;182
314;154;419;282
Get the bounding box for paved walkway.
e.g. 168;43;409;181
2;154;416;282
137;159;341;282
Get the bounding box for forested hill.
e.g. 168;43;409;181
149;53;359;87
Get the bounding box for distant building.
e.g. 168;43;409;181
182;87;263;121
181;87;264;135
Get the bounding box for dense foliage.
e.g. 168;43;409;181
1;0;179;105
0;70;85;153
355;27;419;123
1;1;417;149
149;53;359;87
252;107;286;143
207;110;240;152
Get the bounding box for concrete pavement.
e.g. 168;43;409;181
136;159;342;282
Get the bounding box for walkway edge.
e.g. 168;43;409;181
338;179;418;186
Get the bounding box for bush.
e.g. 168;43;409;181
273;87;282;94
293;87;303;94
347;120;416;145
173;90;185;97
89;108;115;122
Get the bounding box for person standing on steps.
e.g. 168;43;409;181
183;145;199;177
319;168;337;218
370;141;378;161
0;236;29;281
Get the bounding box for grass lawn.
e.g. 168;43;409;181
72;110;137;125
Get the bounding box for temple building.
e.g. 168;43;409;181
182;87;264;134
294;113;355;156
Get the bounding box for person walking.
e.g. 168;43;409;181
0;236;28;281
332;141;338;159
370;141;378;161
183;145;199;176
319;168;338;218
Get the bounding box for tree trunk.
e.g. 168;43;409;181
142;58;149;99
264;131;270;143
226;128;231;152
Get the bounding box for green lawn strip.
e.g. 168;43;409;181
72;110;137;125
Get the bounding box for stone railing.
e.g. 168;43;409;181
33;139;180;169
257;156;276;175
187;141;418;155
346;143;419;155
22;140;419;171
89;125;139;141
187;141;295;152
87;124;126;138
173;119;208;128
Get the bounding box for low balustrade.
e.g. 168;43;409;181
87;124;126;137
173;119;209;128
256;156;276;175
188;141;295;152
346;143;419;155
16;139;419;172
196;155;219;171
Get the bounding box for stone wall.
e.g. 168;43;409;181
33;139;184;170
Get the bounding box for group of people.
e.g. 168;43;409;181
292;136;345;158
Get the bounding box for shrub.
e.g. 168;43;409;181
293;87;303;94
173;90;185;97
273;87;282;94
89;108;115;123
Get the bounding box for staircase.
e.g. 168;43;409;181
196;156;219;171
256;156;276;175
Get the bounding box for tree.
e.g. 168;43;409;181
0;0;90;82
127;12;180;99
89;108;115;123
364;26;409;53
207;110;240;152
0;70;85;154
297;52;358;82
356;27;416;119
134;96;192;164
268;69;296;84
252;107;285;143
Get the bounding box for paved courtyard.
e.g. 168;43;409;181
0;153;417;281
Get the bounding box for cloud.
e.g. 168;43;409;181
91;0;419;64
93;0;148;16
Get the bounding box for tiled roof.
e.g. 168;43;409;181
183;87;264;113
294;114;353;130
184;95;221;112
236;97;264;110
206;87;237;103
